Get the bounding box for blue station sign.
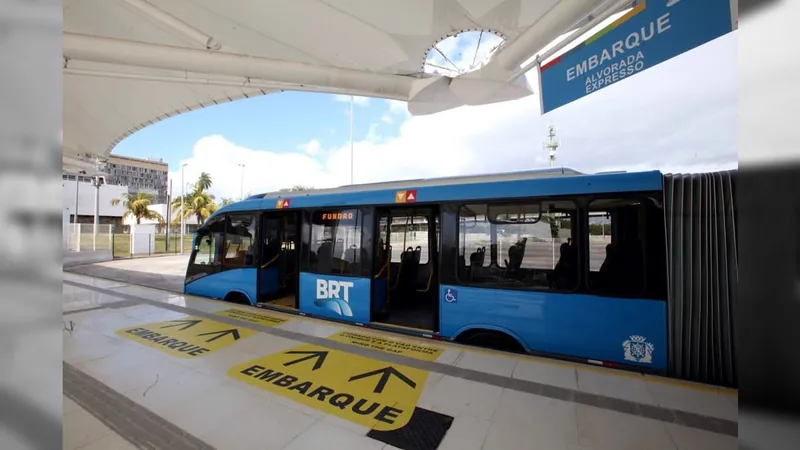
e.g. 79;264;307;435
539;0;736;114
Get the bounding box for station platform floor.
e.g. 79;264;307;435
62;271;738;450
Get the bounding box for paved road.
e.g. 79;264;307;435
65;255;188;292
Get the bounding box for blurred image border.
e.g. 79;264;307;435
738;0;800;448
0;1;63;449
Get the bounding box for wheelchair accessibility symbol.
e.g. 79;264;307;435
444;289;458;303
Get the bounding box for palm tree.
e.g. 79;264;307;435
196;172;212;192
171;172;219;226
111;192;164;225
220;197;236;206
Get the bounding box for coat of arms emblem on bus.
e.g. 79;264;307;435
622;335;654;364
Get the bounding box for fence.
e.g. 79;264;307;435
65;224;193;259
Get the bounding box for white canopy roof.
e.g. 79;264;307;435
63;0;625;168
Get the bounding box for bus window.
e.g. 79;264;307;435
192;218;225;267
306;209;366;277
587;198;646;297
457;201;577;291
389;215;429;264
224;214;258;268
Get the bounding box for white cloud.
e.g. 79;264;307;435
381;99;410;123
365;123;381;142
168;33;737;201
299;139;322;156
333;94;370;106
168;135;326;200
386;99;408;116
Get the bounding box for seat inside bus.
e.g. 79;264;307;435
458;202;578;290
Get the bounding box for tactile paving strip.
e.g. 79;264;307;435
63;362;216;450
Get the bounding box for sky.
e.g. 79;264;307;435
112;31;737;202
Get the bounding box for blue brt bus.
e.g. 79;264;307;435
184;168;738;387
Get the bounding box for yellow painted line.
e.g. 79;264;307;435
228;343;428;431
327;330;443;362
116;315;257;358
215;308;289;327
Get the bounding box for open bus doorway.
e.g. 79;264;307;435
258;211;300;310
372;207;439;331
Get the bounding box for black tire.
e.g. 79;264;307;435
224;292;250;305
460;330;524;353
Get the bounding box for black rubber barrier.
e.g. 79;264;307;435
367;407;454;450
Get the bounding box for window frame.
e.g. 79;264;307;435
584;194;657;300
222;212;259;270
187;215;226;279
454;198;581;294
387;213;432;265
302;207;370;278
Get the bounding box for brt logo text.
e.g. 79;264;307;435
314;279;355;317
316;279;354;301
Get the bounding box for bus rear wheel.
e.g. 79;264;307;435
458;330;524;353
224;292;250;305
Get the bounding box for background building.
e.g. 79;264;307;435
62;175;127;225
102;155;169;203
62;175;201;229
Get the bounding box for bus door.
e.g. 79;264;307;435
299;209;373;324
372;206;440;332
258;212;299;309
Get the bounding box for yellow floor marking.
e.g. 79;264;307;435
327;330;443;362
228;344;429;431
180;295;736;397
215;308;289;327
116;315;257;358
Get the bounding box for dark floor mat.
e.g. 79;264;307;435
367;407;454;450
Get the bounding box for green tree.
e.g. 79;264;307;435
195;172;212;192
111;192;164;225
171;172;219;225
589;223;611;236
220;197;236;206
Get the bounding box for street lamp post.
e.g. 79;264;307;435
180;163;187;254
74;176;80;249
91;159;102;251
350;95;354;186
92;176;100;251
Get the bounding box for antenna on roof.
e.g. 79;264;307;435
544;125;559;168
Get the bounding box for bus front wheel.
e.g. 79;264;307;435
458;330;524;353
